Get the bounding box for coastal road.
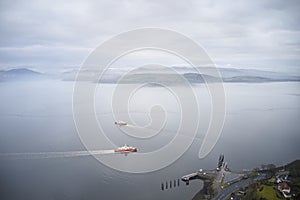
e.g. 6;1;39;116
213;174;270;200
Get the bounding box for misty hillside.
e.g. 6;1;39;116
1;67;300;83
0;68;50;82
92;66;300;84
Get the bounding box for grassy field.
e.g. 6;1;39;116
248;172;259;178
258;185;281;200
220;183;229;189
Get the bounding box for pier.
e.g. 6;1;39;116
181;170;216;185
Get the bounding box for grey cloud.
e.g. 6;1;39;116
0;0;299;72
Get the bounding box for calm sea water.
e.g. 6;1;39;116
0;81;299;200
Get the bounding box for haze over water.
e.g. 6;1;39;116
1;0;300;199
0;80;299;200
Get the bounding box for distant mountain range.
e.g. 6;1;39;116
0;68;49;82
95;66;300;83
1;67;299;84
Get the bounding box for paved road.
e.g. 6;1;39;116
213;174;270;200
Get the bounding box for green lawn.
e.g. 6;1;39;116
258;185;281;200
220;183;229;189
249;172;259;178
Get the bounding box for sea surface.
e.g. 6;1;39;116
0;80;299;200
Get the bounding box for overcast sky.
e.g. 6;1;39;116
0;0;299;73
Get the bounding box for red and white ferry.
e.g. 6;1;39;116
114;144;138;153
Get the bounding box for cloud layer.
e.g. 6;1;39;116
0;0;299;73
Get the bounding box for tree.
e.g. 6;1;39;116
266;164;276;170
243;184;259;200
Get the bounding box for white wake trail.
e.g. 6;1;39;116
0;150;115;160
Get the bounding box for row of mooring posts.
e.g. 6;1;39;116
161;179;181;190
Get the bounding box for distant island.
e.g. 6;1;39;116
0;68;48;82
1;67;300;84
